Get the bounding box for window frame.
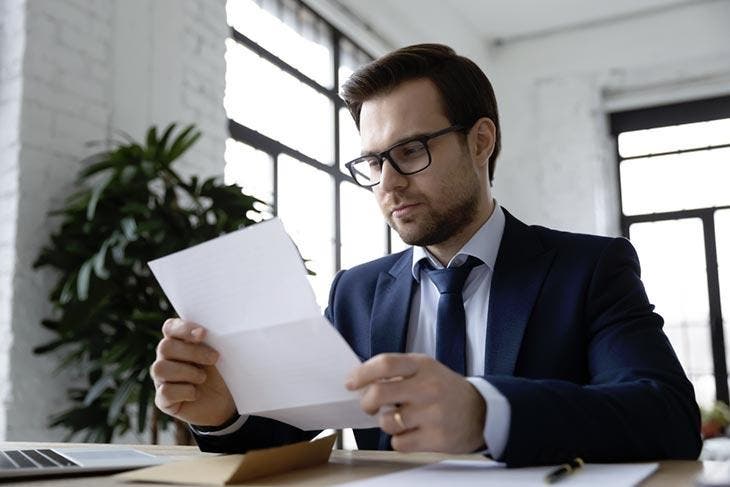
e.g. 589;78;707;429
225;0;393;278
610;95;730;404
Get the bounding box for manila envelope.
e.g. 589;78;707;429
116;434;336;485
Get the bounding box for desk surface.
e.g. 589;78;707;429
0;441;706;486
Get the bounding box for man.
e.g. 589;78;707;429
151;44;702;466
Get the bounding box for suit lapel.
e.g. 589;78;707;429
370;249;415;358
368;250;415;452
485;209;556;376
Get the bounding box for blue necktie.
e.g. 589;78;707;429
426;256;482;375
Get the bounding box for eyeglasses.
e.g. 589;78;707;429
345;125;466;188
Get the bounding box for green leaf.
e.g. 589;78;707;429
108;377;136;424
79;154;115;179
39;319;61;331
145;127;158;152
156;124;177;161
93;238;112;280
59;276;76;305
140;160;155;177
166;125;201;163
76;260;93;301
120;202;151;216
136;373;152;433
110;239;129;265
120;217;137;241
103;342;131;365
86;173;113;220
84;375;115;407
33;339;67;354
119;165;137;185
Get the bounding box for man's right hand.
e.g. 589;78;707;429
151;318;236;427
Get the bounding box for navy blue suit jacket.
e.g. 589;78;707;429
193;209;702;466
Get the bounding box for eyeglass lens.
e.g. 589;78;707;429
351;140;430;186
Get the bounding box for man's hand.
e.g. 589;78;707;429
346;353;486;453
151;318;236;427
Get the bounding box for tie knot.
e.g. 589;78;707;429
426;256;482;295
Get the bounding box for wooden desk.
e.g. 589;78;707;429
0;441;705;486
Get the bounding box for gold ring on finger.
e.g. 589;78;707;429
393;410;406;430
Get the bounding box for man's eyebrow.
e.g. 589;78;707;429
360;131;429;156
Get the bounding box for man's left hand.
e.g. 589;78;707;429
345;353;486;453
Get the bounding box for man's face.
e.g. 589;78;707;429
359;78;483;247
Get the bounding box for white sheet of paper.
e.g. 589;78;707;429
148;218;377;430
339;459;658;487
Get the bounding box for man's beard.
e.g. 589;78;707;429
389;179;482;247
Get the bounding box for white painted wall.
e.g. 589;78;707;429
0;0;26;442
333;0;492;66
0;0;227;441
490;0;730;235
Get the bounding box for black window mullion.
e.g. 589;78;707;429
610;95;730;134
614;134;629;237
704;212;729;403
620;142;730;161
623;205;730;227
333;30;342;273
332;30;341;96
272;152;279;217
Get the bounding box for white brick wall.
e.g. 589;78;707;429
111;0;227;181
1;0;227;441
5;0;114;441
0;0;26;441
179;0;227;179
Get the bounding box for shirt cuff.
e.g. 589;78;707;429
466;377;511;459
190;414;249;436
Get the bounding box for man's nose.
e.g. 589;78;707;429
379;158;408;192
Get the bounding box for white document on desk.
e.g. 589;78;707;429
338;459;658;486
148;218;377;430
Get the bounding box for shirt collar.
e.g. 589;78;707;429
411;202;506;281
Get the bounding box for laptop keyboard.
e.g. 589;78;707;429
0;449;79;469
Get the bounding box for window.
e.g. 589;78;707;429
611;95;730;408
224;0;403;308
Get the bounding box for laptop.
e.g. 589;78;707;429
0;447;163;479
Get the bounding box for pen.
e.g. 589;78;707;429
544;457;583;484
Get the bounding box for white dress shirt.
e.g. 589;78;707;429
407;203;510;457
198;205;512;457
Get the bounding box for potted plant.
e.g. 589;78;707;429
34;124;264;444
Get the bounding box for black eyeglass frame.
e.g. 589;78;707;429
345;125;467;188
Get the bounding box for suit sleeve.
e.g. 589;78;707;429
485;237;702;466
192;415;318;453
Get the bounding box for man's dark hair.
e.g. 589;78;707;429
340;43;501;183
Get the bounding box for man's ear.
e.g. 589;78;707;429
469;118;496;169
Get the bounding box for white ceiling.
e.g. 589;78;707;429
336;0;701;45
